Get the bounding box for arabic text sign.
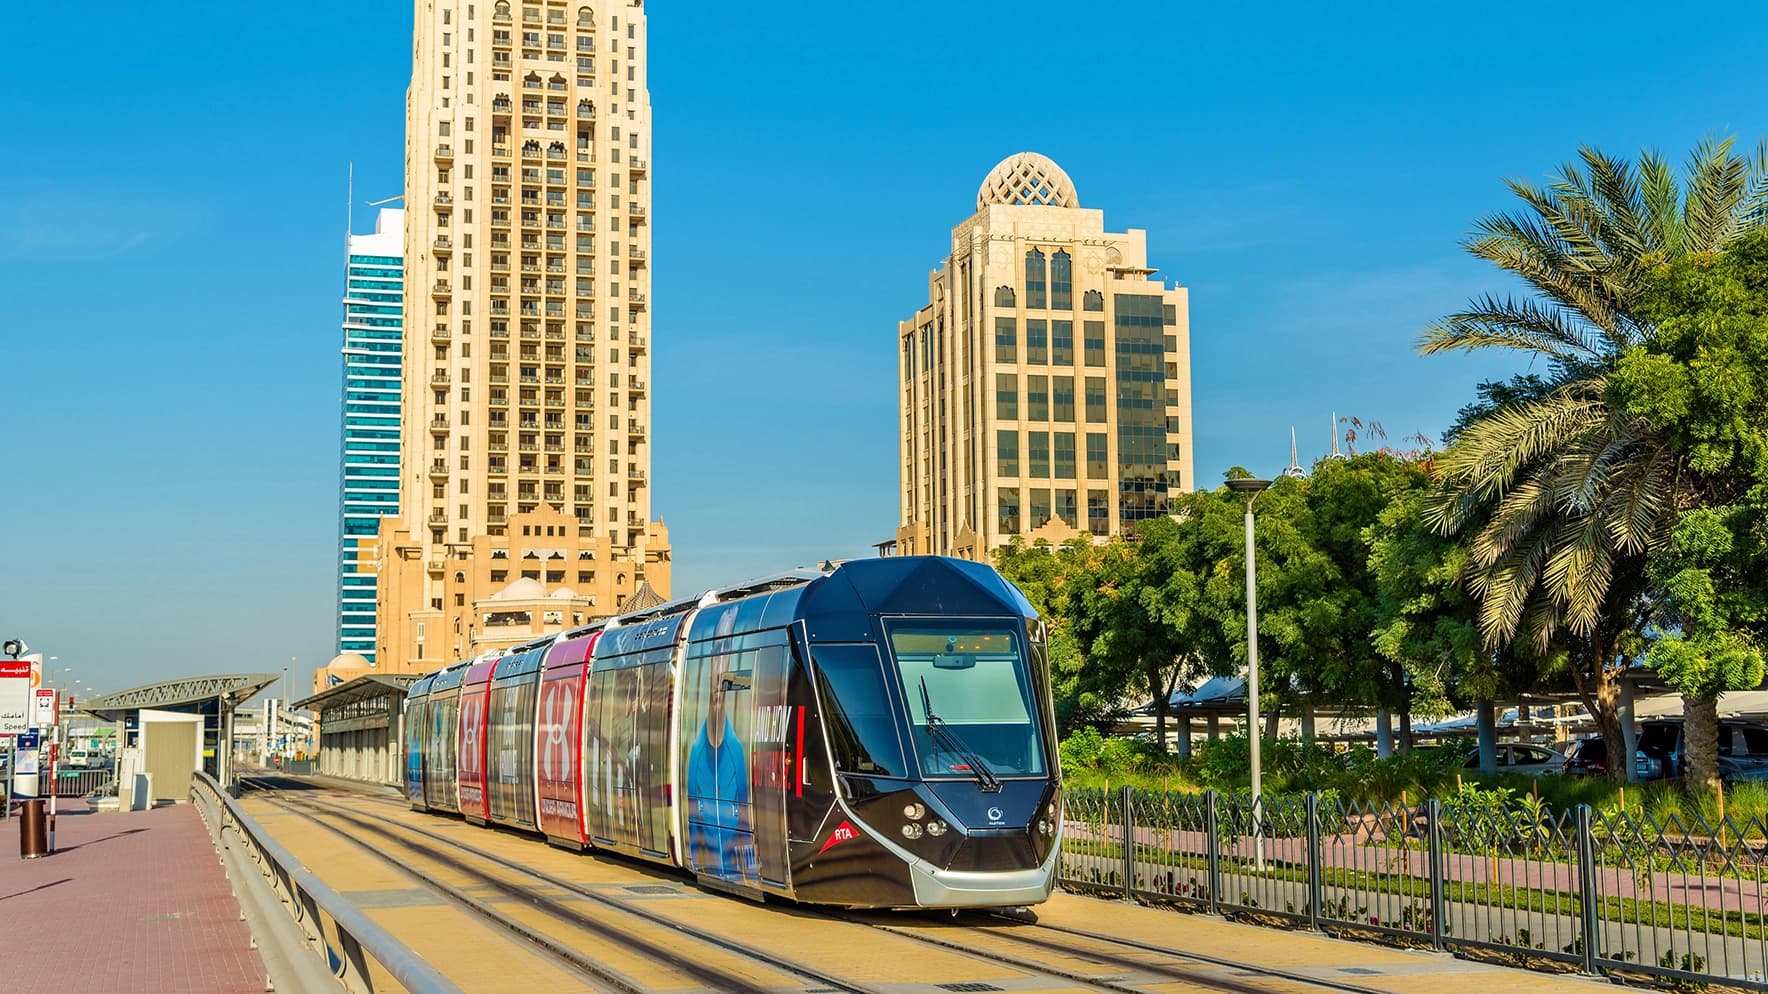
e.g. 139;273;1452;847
33;688;55;727
0;659;30;735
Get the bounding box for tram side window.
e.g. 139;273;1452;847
811;645;907;779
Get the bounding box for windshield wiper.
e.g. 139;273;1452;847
920;676;1001;792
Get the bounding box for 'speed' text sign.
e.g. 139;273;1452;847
0;660;30;735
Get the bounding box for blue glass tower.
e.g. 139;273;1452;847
337;208;405;661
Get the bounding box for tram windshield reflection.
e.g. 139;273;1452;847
889;624;1046;778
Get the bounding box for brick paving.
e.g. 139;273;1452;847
0;798;268;993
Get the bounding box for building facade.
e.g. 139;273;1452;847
897;153;1195;559
337;207;405;661
377;0;669;672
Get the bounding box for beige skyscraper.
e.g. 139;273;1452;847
375;0;668;672
897;152;1195;560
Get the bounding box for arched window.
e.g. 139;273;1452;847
1083;289;1104;312
577;5;594;27
994;285;1015;308
1050;250;1072;310
1024;248;1047;309
495;0;511;19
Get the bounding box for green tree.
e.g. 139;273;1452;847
1300;453;1432;721
994;535;1108;734
1420;138;1768;778
1608;229;1768;790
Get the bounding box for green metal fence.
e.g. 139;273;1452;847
1061;786;1768;990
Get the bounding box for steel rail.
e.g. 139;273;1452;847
265;789;886;994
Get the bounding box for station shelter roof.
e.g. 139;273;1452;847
294;674;419;714
78;673;280;722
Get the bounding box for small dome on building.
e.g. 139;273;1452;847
326;651;371;669
551;586;578;599
977;152;1078;211
493;576;547;600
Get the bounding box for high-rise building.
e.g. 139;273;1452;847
337;207;405;662
896;152;1195;559
377;0;669;672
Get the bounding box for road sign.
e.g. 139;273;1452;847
0;659;29;735
32;688;54;727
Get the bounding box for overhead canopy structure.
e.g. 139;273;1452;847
79;673;280;722
293;673;418;713
295;673;419;786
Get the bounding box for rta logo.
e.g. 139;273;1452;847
987;806;1003;822
541;683;575;780
818;820;859;854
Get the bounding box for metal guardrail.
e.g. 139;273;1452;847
1062;785;1768;990
189;771;463;994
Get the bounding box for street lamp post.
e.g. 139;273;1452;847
1226;476;1272;870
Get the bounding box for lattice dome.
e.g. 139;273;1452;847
976;152;1078;211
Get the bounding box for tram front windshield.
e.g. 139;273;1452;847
890;623;1046;779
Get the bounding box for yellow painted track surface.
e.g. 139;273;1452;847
242;783;1608;994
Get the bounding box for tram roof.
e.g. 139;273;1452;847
294;673;422;713
79;673;281;721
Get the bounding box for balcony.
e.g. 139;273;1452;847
492;144;512;159
627;469;647;484
433;235;453;252
432;280;451;296
627;290;647;310
430;415;450;430
429;509;447;524
629;377;647;393
431;371;451;386
488;440;509;452
429;460;449;477
628;333;647;350
432;324;451;342
628;205;647;223
628;156;646;174
627;419;646;439
434;144;453;161
434;191;453;206
629;248;646;264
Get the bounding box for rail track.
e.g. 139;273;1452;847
240;775;1402;994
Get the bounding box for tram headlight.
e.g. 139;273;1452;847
903;802;926;821
926;820;947;837
1038;819;1052;836
901;823;924;840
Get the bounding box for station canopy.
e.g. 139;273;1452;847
79;673;281;722
294;673;420;712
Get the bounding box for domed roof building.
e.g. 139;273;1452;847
895;152;1196;561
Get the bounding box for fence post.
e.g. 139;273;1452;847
1205;788;1222;916
1425;798;1447;952
1119;784;1135;901
1574;804;1599;975
1305;791;1323;931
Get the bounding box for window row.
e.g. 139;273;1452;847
994;318;1105;366
997;487;1112;534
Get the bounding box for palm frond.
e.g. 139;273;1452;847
1417;294;1603;365
1638;149;1684;258
1683;134;1748;252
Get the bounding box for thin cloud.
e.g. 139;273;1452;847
0;194;195;262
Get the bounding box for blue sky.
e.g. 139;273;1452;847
3;2;1766;697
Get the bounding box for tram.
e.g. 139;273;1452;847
404;555;1062;909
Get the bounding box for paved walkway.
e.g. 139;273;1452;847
0;798;268;993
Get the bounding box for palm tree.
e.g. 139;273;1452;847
1421;137;1768;787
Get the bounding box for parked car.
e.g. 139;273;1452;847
1461;743;1566;775
1560;737;1654;779
1636;718;1768;783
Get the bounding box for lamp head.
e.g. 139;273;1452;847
2;639;27;659
1225;477;1272;496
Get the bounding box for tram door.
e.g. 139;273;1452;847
748;641;791;889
